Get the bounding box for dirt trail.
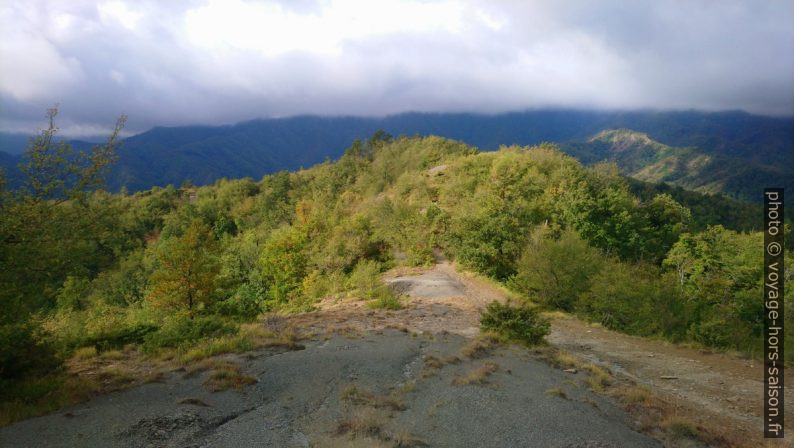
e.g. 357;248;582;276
290;257;498;338
317;259;791;447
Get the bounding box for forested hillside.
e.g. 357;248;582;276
1;110;791;200
561;129;791;203
1;125;790;423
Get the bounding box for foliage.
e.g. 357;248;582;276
0;321;59;380
2;122;790;411
510;228;604;311
0;108;125;380
147;219;221;317
142;315;237;351
479;301;550;345
259;225;309;308
578;261;687;338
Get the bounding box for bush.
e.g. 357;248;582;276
81;323;158;351
367;287;402;310
510;229;603;311
348;260;385;299
143;315;237;351
578;262;687;338
0;321;60;380
479;301;550;345
347;260;401;309
214;284;262;320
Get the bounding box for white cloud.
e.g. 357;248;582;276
0;0;791;135
97;1;143;30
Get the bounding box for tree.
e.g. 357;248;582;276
510;228;604;311
259;225;309;307
147;220;220;317
0;107;125;380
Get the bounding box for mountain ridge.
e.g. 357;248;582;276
1;110;791;200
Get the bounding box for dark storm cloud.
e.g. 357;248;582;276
0;0;792;136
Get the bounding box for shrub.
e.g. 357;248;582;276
56;276;93;311
348;260;385;299
348;260;402;309
367;288;402;310
479;301;550;345
578;262;687;338
213;284;262;320
0;321;60;380
83;323;158;351
143;315;237;351
510;228;603;311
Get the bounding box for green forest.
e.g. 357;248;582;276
1;115;791;423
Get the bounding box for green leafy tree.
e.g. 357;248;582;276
259;225;309;307
147;220;220;318
0;107;125;380
510;228;604;311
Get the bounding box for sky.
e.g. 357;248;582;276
0;0;793;136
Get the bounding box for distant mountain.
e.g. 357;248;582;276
0;133;32;155
560;129;791;203
1;110;791;198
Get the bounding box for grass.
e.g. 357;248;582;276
611;381;741;447
582;364;612;392
96;365;136;384
336;407;386;438
0;374;98;426
616;385;653;406
73;346;98;360
423;355;444;369
545;387;568;399
452;362;499;385
203;362;257;392
177;323;303;365
100;349;125;361
460;333;502;359
367;293;403;310
341;384;406;411
542;349;613;392
179;334;255;364
660;417;699;440
1;319;299;426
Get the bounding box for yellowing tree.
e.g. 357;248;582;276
148;219;220;317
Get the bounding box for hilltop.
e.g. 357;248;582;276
561;129;791;202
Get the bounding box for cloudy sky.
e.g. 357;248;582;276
1;0;792;136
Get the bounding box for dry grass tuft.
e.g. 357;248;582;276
392;431;427;447
545;387;568;399
336;407;385;438
660;416;699;440
99;350;125;361
460;334;501;359
72;346;98;360
96;365;135;384
452;362;499;385
340;384;406;411
582;364;612;392
203;363;257;392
